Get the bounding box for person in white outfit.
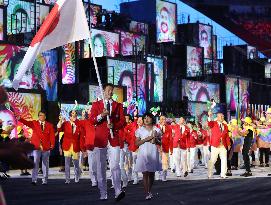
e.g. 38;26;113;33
135;113;162;200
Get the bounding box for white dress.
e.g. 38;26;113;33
134;126;162;172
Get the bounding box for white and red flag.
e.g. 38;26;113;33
12;0;90;89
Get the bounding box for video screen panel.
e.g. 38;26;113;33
7;0;34;34
37;5;50;28
186;46;203;77
0;92;41;138
62;43;76;84
89;85;125;104
0;44;58;101
107;59;136;115
84;29;119;58
226;77;250;118
129;20;148;35
199;24;212;59
182;79;220;103
247;46;257;59
0;8;3;40
136;63;147;115
147;57;164;102
43;0;56;5
204;59;212;74
213;60;220;74
212;35;217;59
84;3;101;27
118;31;145;56
156;0;176;43
265;64;271;78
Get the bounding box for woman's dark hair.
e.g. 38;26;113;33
69;110;77;117
125;114;133;121
143;112;156;125
118;70;134;87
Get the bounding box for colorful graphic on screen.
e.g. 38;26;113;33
204;59;212;74
107;59;136;115
147;57;164;102
247;46;257;59
62;43;76;84
182;79;220;103
156;0;176;43
136;63;146;115
43;0;56;4
265;64;271;78
0;44;58;101
187;46;202;77
84;29;119;58
212;35;217;59
130;21;148;35
226;77;250;119
89;85;125;104
84;3;101;27
60;104;90;121
118;31;145;56
0;92;41;138
199;24;212;59
7;0;34;34
37;5;50;28
0;8;3;40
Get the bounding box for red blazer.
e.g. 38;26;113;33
127;122;139;152
208;121;230;148
171;125;190;149
89;100;126;148
189;130;197;148
58;121;84;153
157;124;172;153
19;118;55;151
79;120;95;151
201;129;210;146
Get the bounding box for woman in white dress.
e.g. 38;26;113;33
135;113;162;200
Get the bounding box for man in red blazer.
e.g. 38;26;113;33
57;110;84;184
187;122;197;173
89;83;126;201
157;115;172;181
171;117;190;177
18;110;55;185
207;112;230;179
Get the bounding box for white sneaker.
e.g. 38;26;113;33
133;180;138;185
65;180;70;184
42;180;47;185
92;182;97;187
75;178;79;183
122;180;128;188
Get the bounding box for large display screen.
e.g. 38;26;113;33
156;0;176;43
89;85;125;104
147;57;164;102
186;46;203;77
84;3;101;27
136;63;147;115
37;5;50;28
0;92;41;138
204;59;212;74
0;44;58;101
84;29;120;58
118;31;145;56
107;59;136;115
129;20;148;35
182;79;220;103
0;8;3;40
7;0;34;34
62;43;76;84
226;77;250;118
265;64;271;78
199;24;212;59
247;46;257;59
212;35;217;59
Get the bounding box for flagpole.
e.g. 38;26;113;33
89;31;113;139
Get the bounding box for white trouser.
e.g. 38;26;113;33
169;151;175;171
173;148;187;176
32;150;50;183
65;157;80;182
203;146;210;167
208;146;227;178
187;147;196;171
132;152;138;182
87;150;97;185
95;146;122;198
120;144;132;184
